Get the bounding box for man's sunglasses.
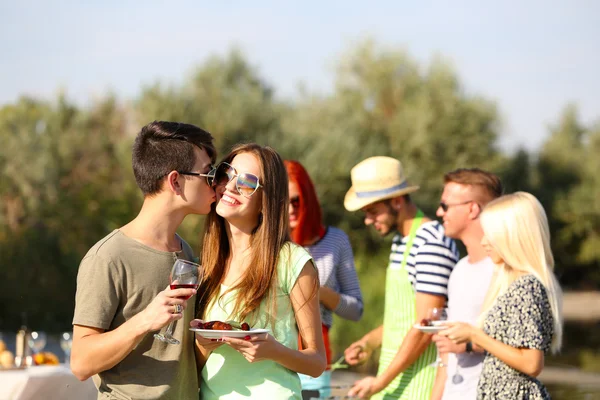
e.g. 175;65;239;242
213;162;262;198
439;200;476;212
178;166;216;186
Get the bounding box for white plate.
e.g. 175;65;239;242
190;328;269;339
413;323;448;333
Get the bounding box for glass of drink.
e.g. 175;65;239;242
28;331;47;354
429;307;448;324
60;332;73;365
427;307;448;368
154;259;201;344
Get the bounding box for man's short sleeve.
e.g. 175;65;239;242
413;240;458;297
72;254;122;330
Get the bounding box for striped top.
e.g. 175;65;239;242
305;227;364;327
390;221;459;296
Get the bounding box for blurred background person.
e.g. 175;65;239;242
430;168;503;400
285;160;364;367
440;192;563;399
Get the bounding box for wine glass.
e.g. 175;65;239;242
429;307;448;325
28;331;47;354
60;332;73;365
427;307;448;368
154;259;201;344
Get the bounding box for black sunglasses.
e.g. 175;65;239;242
439;200;476;212
178;166;216;186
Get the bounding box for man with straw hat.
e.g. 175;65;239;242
343;156;459;400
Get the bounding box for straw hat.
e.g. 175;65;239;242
344;156;419;211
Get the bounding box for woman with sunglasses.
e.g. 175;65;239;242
285;160;363;367
193;144;326;399
439;192;563;399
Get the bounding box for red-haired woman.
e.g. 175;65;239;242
285;160;364;366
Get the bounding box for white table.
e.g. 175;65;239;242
0;365;97;400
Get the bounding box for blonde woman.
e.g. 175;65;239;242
439;192;562;399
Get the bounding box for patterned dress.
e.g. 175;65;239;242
477;274;554;400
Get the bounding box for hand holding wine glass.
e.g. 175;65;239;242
154;259;202;344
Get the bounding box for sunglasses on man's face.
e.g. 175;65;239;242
439;200;475;212
214;162;262;198
178;166;216;186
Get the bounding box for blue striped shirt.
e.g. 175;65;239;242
390;221;459;297
305;227;364;327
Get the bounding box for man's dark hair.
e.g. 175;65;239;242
132;121;216;196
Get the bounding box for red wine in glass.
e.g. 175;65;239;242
154;259;202;344
170;283;200;300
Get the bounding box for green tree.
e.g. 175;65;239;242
536;105;600;288
281;40;505;250
0;95;137;330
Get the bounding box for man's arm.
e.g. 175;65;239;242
370;292;446;391
71;286;195;380
344;325;384;365
72;322;147;380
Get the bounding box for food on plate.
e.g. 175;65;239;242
0;350;15;368
419;318;433;327
195;320;251;331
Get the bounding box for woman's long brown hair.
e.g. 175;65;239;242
197;143;299;326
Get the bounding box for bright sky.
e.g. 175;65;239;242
2;0;598;153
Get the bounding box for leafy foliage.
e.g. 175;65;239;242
0;43;598;340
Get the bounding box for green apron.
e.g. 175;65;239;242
372;211;437;400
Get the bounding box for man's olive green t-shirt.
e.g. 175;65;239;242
73;229;199;400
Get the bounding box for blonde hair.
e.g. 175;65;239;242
479;192;563;353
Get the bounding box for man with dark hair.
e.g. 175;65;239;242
430;168;503;400
343;156;459;400
71;121;217;399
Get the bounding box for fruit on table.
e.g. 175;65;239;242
33;351;59;365
0;350;15;368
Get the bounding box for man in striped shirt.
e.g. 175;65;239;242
343;156;459;400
